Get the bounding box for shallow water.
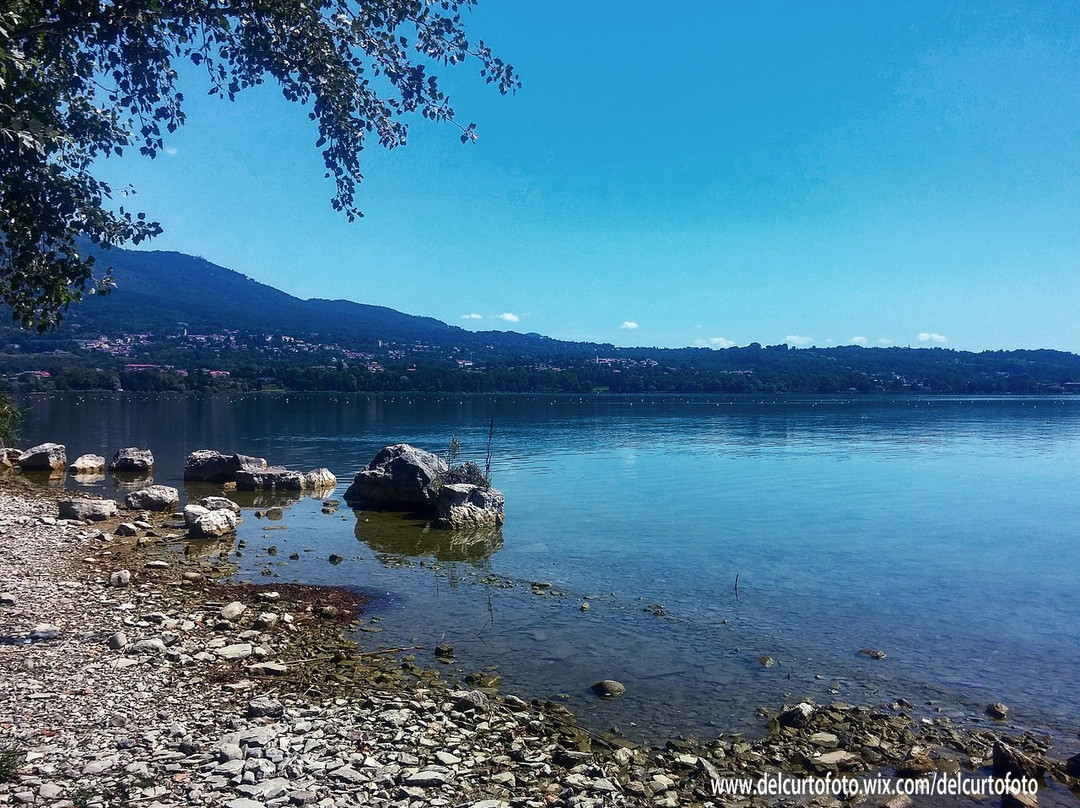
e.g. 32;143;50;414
15;393;1080;751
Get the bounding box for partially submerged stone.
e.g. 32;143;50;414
184;450;267;483
109;447;154;474
124;485;179;512
69;453;106;474
18;443;66;472
343;443;448;508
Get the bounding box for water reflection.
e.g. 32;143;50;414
352;509;503;563
111;472;154;492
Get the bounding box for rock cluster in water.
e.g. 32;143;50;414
344;444;504;530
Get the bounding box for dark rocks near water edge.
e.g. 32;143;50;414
109;447;154;474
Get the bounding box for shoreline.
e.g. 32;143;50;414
1;480;1078;807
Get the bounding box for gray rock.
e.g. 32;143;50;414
37;783;63;800
859;648;887;660
433;481;505;529
0;592;15;606
70;453;106;474
106;631;128;650
225;799;266;808
403;770;450;787
115;522;139;537
236;467;305;491
190;508;238;538
124;485;180;512
992;740;1046;780
591;679;626;699
247;697;284;718
220;601;247;621
183;504;210;527
198;495;242;513
330;764;366;783
304;467;337;489
986;701;1009;720
184;450;267;483
778;702;815;728
252;612;278;630
216;643;253;660
343;443;448;508
1065;751;1080;778
18;442;66;471
58;498;118;521
109;447;154;473
30;624;60;641
109;569;131;587
129;638;166;655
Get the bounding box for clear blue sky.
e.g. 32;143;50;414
96;0;1080;351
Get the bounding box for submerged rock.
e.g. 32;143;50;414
591;679;626;699
70;453;106;474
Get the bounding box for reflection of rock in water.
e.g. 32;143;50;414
183;483;302;511
18;470;67;488
111;472;154;492
352;509;503;563
70;472;106;486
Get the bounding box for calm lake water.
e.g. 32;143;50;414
14;393;1080;751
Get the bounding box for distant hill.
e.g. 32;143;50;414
2;243;1079;396
61;243;580;355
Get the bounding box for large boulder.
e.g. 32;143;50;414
123;485;179;512
343;444;448;509
70;454;106;474
58;498;118;522
236;467;306;491
433;483;505;529
18;443;66;472
184;450;267;483
109;447;154;474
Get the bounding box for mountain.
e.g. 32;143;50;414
3;243;1080;396
63;243;579;355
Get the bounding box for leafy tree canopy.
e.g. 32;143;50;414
0;0;518;330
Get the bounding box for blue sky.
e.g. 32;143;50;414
96;1;1080;351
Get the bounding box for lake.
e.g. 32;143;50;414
13;392;1080;751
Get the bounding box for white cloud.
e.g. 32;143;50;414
499;313;519;323
785;335;813;347
917;332;947;343
695;337;736;348
851;336;869;346
620;321;639;330
164;146;178;156
877;338;893;347
460;313;482;320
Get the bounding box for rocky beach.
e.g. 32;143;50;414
1;473;1079;808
